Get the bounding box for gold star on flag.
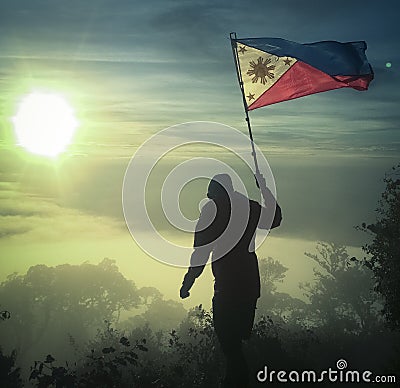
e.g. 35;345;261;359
247;92;255;101
238;46;247;54
283;58;292;66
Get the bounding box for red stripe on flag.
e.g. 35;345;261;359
334;74;373;90
248;61;373;110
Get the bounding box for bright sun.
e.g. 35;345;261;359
12;92;78;157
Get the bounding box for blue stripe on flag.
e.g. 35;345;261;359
236;38;372;76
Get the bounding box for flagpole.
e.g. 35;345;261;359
230;32;261;178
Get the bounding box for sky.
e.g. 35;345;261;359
0;0;399;309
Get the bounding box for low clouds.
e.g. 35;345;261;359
0;183;124;242
0;150;126;242
270;154;394;245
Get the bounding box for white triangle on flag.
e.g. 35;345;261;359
236;43;297;107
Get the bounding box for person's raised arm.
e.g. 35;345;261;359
256;173;282;230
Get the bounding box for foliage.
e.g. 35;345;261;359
360;164;400;329
121;294;187;333
300;242;381;333
167;305;222;387
257;257;307;323
0;349;22;387
28;307;221;388
0;248;397;387
29;324;148;387
0;310;11;321
0;259;140;368
0;310;22;387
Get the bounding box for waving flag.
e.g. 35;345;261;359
233;37;374;110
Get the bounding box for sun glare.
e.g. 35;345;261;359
12;92;78;157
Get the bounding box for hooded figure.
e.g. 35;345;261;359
180;173;282;388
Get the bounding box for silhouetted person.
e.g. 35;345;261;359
180;173;282;388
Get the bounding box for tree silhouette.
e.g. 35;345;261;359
0;251;396;387
117;286;187;333
0;349;22;388
0;259;140;366
361;165;400;330
257;257;306;322
300;242;381;333
0;308;22;387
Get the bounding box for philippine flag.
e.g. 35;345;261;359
233;37;374;110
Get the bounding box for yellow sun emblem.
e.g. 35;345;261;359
247;57;275;85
